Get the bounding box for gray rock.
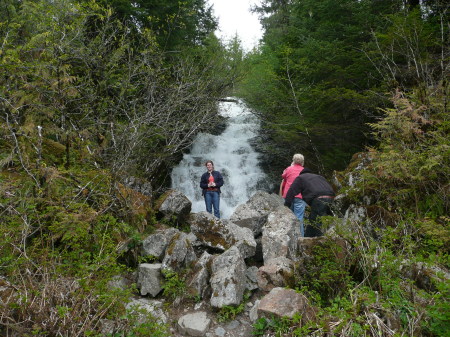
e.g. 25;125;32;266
107;274;133;291
189;212;256;258
262;206;300;263
122;176;153;197
210;246;247;308
249;300;260;322
177;311;211;336
187;252;213;299
214;326;226;337
230;191;284;236
343;204;368;224
225;320;240;330
136;263;164;297
400;261;450;291
257;257;295;291
245;266;259;291
159;189;192;224
257;287;316;323
161;232;197;272
126;298;168;324
141;227;179;260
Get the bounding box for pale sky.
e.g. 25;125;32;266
208;0;263;51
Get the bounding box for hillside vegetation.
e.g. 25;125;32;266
1;0;449;336
237;0;448;179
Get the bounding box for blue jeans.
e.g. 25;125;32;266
291;198;306;237
204;191;220;218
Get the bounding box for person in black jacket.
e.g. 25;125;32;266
200;160;224;218
284;168;335;237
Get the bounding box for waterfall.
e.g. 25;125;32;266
171;99;267;219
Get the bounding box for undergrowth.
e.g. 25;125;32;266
0;145;166;335
253;91;449;336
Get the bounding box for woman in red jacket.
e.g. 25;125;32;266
280;154;306;236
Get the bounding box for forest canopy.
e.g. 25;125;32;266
237;0;449;179
0;0;244;187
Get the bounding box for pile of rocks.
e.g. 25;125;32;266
105;190;337;336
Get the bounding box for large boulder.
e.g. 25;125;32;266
136;263;164;297
210;246;247;308
141;227;180;260
257;287;317;324
158;189;192;224
188;212;256;259
186;252;214;299
177;311;211;337
400;261;450;291
261;206;300;263
126;298;168;324
161;232;197;272
230;191;284;236
257;257;295;292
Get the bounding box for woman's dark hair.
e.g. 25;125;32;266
205;160;214;166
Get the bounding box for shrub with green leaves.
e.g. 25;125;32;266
161;269;187;301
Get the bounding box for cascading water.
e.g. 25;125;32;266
171;99;267;219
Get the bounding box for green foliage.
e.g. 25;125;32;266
238;0;397;176
252;314;306;336
217;292;250;322
295;238;353;304
252;317;269;336
356;92;450;256
217;304;245;323
238;0;448;184
109;304;170;337
1;0;242;188
91;0;217;50
161;269;186;300
423;279;450;336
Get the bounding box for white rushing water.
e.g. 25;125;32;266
171;99;266;219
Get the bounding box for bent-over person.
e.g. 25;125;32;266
284;168;335;237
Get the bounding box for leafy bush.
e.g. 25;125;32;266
161;269;187;300
295;238;354;305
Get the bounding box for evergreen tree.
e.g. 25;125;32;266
238;0;443;179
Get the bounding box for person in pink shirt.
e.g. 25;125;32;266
281;154;306;236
